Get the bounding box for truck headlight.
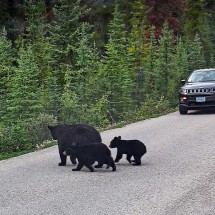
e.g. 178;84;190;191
180;89;187;94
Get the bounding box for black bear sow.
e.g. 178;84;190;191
109;136;147;165
64;143;116;172
48;124;102;166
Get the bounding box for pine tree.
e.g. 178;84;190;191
102;4;134;122
60;22;108;125
198;15;213;66
170;37;189;105
41;70;61;119
129;0;148;107
0;28;15;117
144;27;157;97
60;68;83;124
24;0;47;44
183;0;213;67
174;38;189;78
49;0;83;69
24;0;51;83
186;34;206;72
72;23;98;101
5;46;43;122
183;0;205;40
155;22;175;100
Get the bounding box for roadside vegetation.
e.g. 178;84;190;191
0;0;214;158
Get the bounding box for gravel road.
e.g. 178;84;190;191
0;111;215;215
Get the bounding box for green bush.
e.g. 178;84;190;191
0;114;57;154
133;97;170;121
25;113;58;148
84;96;109;128
0;122;31;154
155;96;170;114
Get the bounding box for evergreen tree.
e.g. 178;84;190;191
5;46;43;122
206;0;215;67
41;70;61;118
0;28;15;117
24;0;51;83
102;4;134;122
155;22;175;100
24;0;47;44
170;37;189;105
49;0;83;71
144;27;157;97
183;0;213;67
60;68;83;124
183;0;205;40
186;34;206;72
174;37;189;79
72;22;99;102
129;0;148;107
198;15;213;66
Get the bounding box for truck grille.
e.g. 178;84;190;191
187;88;214;94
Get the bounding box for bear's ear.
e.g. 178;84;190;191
114;136;118;140
48;125;53;130
117;136;121;140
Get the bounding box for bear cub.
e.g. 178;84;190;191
64;143;116;172
109;136;147;165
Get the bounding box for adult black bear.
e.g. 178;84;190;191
109;136;147;165
64;143;116;172
48;124;102;166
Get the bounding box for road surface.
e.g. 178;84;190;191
0;111;215;215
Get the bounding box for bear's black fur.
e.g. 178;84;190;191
109;136;147;165
48;124;102;166
64;143;116;172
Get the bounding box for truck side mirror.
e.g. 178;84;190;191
180;79;186;85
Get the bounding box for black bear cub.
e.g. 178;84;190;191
64;143;116;172
109;136;147;165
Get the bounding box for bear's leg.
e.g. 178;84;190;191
84;163;94;172
59;152;67;166
70;155;77;165
72;162;84;171
110;158;116;171
115;152;123;163
94;163;103;168
126;154;132;163
133;155;141;166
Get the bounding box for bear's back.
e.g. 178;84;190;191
119;139;146;154
76;143;111;161
58;124;101;145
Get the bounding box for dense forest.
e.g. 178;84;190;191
0;0;215;154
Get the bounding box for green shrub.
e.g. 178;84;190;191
155;96;170;114
25;113;58;148
0;114;57;154
0;122;31;154
84;95;109;128
133;97;170;121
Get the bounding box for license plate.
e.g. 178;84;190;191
196;97;206;102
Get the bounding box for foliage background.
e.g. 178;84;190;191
0;0;214;153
